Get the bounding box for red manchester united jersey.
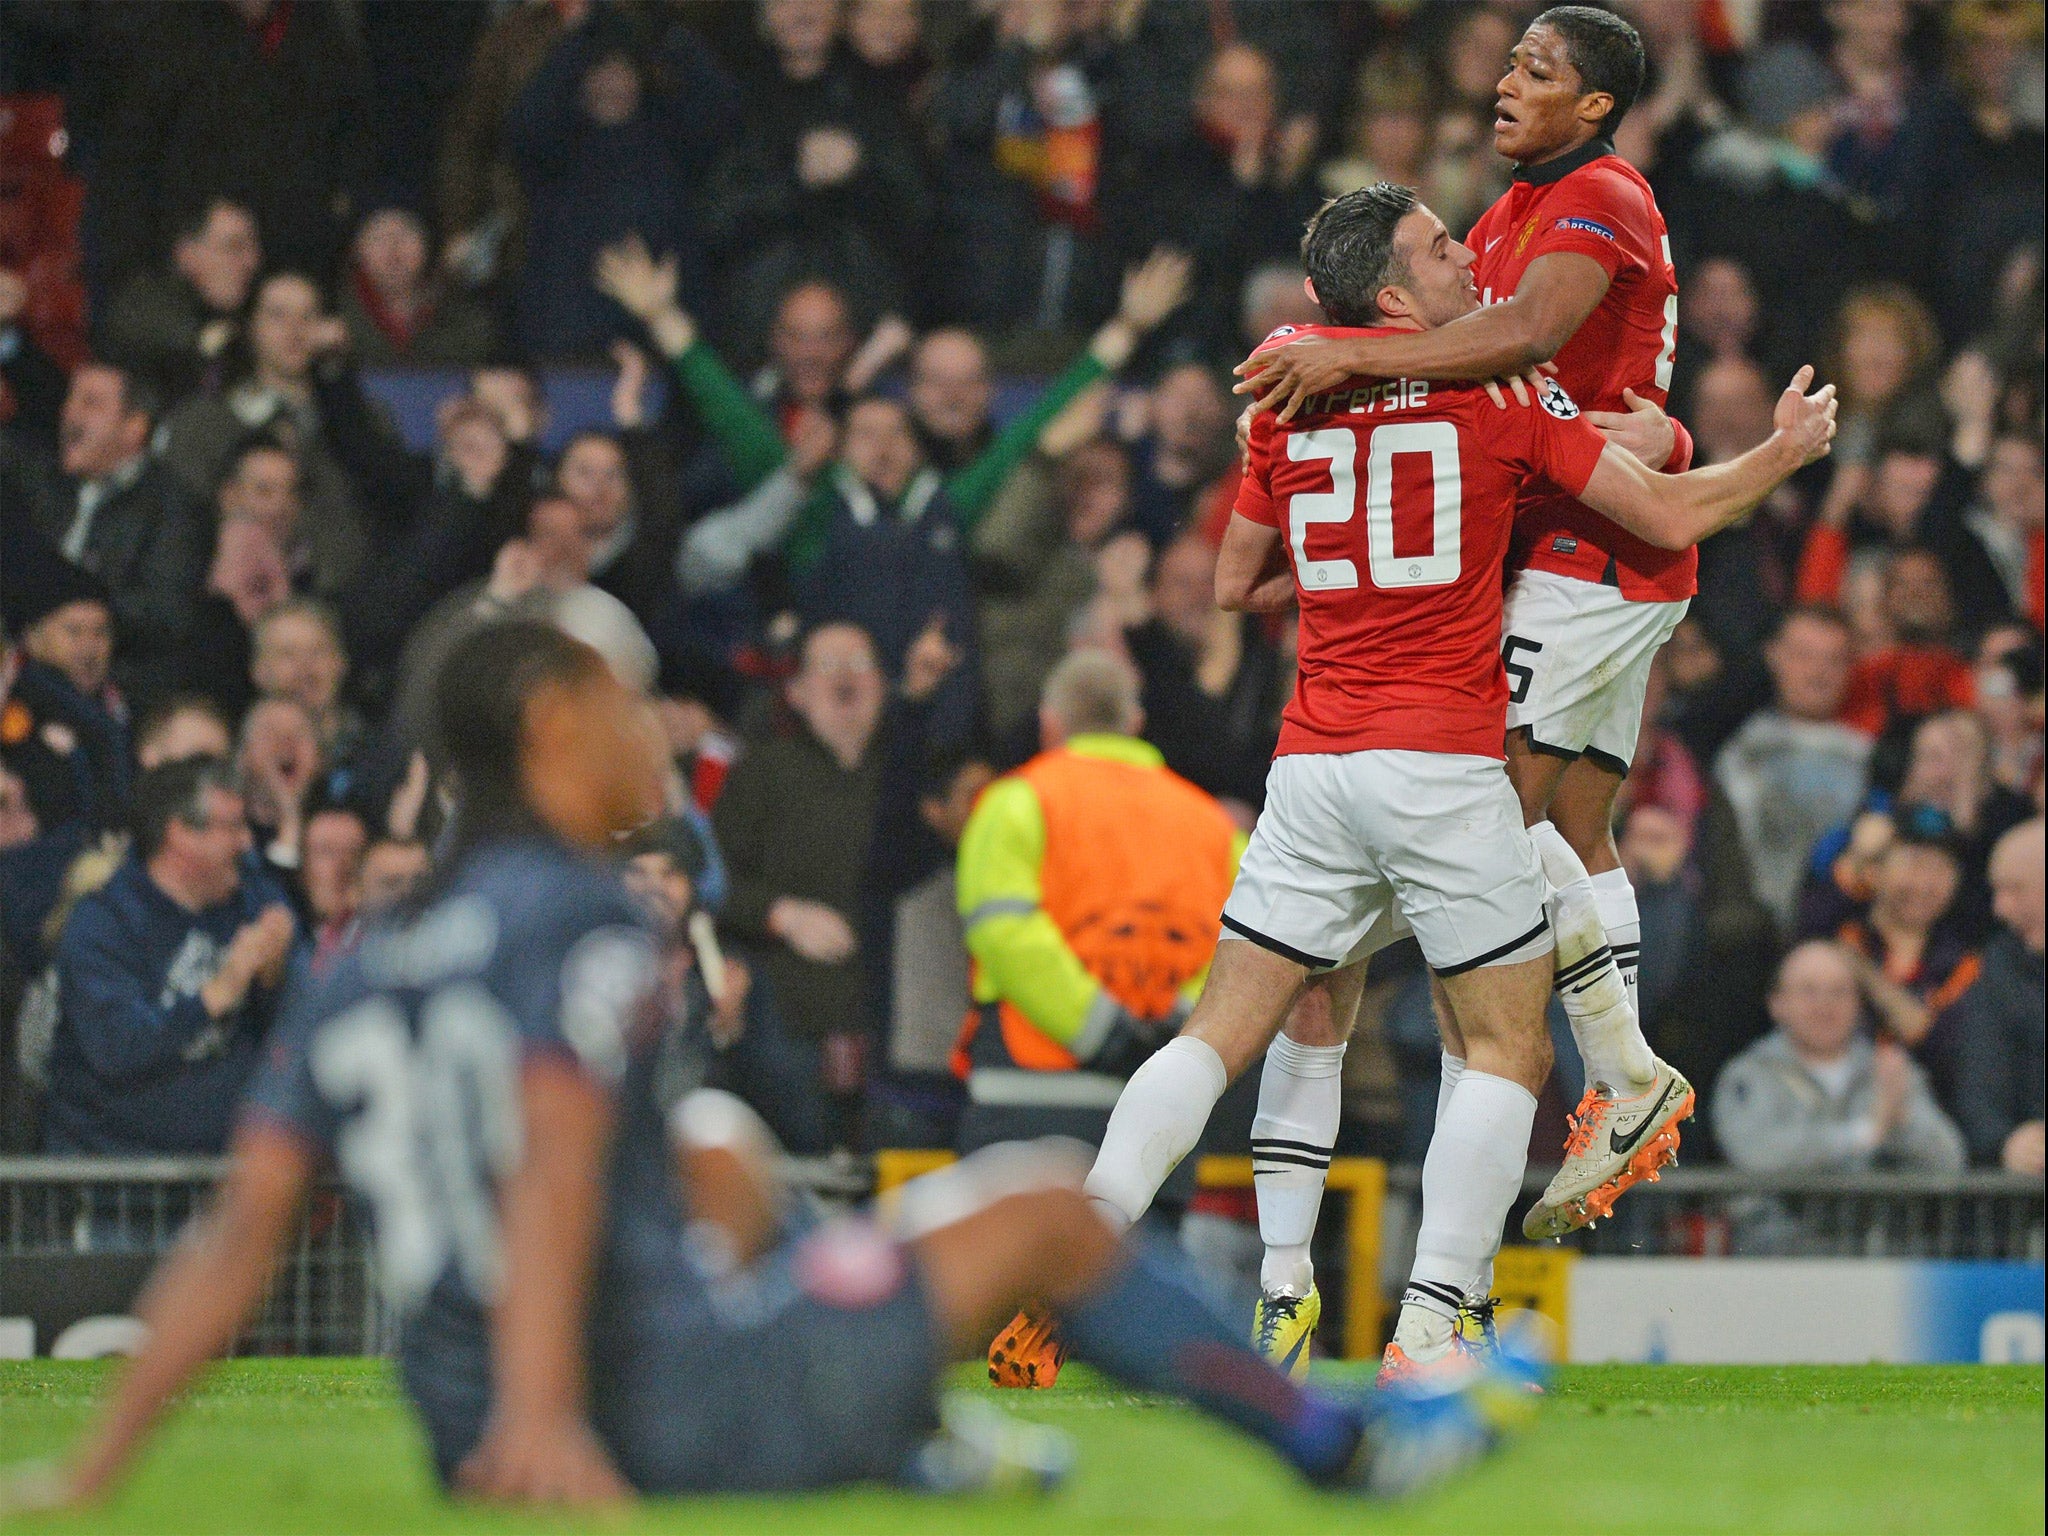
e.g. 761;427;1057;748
1468;144;1695;601
1236;325;1609;760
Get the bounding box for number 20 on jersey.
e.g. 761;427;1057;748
1287;421;1464;593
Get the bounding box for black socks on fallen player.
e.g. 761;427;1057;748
1060;1234;1364;1482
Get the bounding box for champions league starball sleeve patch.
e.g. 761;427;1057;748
1538;378;1581;419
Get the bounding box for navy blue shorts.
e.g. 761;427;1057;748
591;1216;943;1494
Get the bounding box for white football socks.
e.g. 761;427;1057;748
1432;1051;1496;1302
1589;866;1643;1020
1398;1070;1537;1360
1529;822;1657;1092
1252;1032;1346;1299
1082;1036;1229;1231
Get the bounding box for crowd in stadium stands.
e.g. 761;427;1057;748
0;1;2041;1188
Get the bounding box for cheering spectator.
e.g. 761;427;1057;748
236;696;326;879
974;425;1132;741
794;396;979;729
704;0;931;333
1;559;129;837
1711;940;1966;1176
923;0;1119;333
297;803;367;973
1111;42;1318;362
597;234;1191;555
94;196;261;401
1945;818;2046;1173
11;364;208;698
337;203;495;368
43;756;295;1154
1838;550;1976;738
712;622;886;1116
1960;432;2046;629
1124;363;1234;548
860;623;987;1149
1716;607;1873;930
1122;532;1283;811
1820;823;1981;1106
1974;630;2045;800
621;815;829;1155
505;5;738;360
553;420;687;645
160;273;413;594
250;600;363;782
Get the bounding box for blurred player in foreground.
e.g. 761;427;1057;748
1239;7;1712;1242
1081;183;1836;1382
13;620;1537;1513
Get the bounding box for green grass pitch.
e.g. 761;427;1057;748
0;1360;2040;1535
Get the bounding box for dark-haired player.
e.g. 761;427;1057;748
1080;182;1834;1382
21;620;1532;1513
1237;6;1708;1245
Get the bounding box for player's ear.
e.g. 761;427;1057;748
1577;90;1615;129
1303;275;1319;306
1376;283;1410;321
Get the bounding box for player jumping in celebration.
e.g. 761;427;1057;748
1079;184;1835;1382
1237;7;1707;1244
18;619;1542;1515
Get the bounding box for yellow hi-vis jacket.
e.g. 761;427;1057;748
951;734;1245;1108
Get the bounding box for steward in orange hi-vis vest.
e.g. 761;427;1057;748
951;733;1243;1124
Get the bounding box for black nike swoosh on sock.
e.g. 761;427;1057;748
1607;1080;1678;1158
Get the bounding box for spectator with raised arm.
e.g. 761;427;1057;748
44;757;295;1154
337;202;496;369
596;236;1192;534
159;274;417;593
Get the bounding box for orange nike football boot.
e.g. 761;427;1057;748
988;1309;1067;1389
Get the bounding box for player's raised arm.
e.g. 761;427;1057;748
43;1121;316;1509
1577;368;1836;550
1237;251;1610;421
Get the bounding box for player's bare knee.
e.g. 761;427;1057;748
890;1139;1090;1244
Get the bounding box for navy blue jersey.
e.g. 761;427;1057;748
242;837;685;1475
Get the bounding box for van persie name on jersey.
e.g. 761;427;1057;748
1299;377;1431;419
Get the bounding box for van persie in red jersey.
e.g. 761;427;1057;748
1233;5;1704;1249
1076;182;1836;1386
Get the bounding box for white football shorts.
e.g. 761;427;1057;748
1501;568;1689;774
1221;749;1552;976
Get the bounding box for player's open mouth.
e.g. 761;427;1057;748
1494;102;1519;131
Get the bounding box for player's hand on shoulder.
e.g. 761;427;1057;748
1234;334;1356;424
455;1412;632;1507
1774;365;1838;466
1480;363;1557;411
1585;387;1675;470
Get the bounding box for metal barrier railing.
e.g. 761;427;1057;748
3;1157;2040;1358
1376;1165;2045;1273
